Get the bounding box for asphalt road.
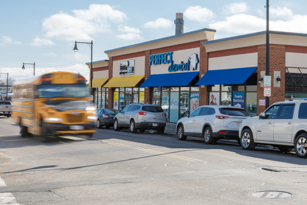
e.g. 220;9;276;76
0;116;307;205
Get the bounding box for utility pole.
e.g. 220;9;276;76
265;0;270;108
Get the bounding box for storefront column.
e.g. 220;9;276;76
199;40;209;106
257;44;286;115
144;50;152;103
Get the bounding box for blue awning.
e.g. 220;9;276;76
196;67;257;86
141;72;199;87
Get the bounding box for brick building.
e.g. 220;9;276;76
87;28;307;122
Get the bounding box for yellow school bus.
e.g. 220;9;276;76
12;71;96;141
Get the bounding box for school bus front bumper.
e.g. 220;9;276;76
43;122;96;134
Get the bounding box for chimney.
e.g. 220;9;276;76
174;13;184;35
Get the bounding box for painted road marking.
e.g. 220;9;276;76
99;139;204;163
0;177;20;205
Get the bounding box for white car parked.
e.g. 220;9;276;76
239;99;307;158
176;105;249;143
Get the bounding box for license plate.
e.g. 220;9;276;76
70;125;84;130
152;123;158;127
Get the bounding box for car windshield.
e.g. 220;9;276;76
142;106;163;112
37;84;89;98
0;102;11;105
219;108;248;116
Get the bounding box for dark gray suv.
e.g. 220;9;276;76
114;104;167;134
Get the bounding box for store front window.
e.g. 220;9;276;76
152;87;161;105
208;72;258;116
180;87;189;119
285;68;307;101
98;87;101;108
112;87;143;110
125;88;133;106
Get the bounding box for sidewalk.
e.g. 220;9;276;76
164;122;176;135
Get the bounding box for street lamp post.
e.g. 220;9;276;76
73;40;93;96
265;0;270;109
0;72;9;100
22;62;35;76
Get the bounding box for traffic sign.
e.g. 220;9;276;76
264;76;271;86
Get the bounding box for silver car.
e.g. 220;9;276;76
0;101;11;117
239;99;307;158
114;104;167;134
176;105;249;143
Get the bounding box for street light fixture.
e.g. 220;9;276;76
22;62;35;76
73;40;93;96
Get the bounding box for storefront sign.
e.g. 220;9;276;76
113;92;119;110
264;75;271;97
120;60;134;75
149;52;199;73
190;92;199;114
259;99;266;106
209;92;220;105
232;92;245;108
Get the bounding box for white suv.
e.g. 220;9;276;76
239;100;307;158
176;106;249;143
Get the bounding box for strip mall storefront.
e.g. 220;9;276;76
88;29;307;122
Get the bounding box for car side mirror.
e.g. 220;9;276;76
259;112;267;119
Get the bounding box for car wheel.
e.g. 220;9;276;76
295;133;307;158
240;129;255;150
278;146;292;153
139;129;145;133
114;119;120;131
40;124;49;142
157;129;164;134
203;126;215;144
130;120;137;133
96;120;101;129
87;133;94;139
20;126;29;138
177;125;187;140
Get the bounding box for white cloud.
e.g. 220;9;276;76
210;14;265;34
30;37;54;46
43;4;127;41
270;7;293;19
117;33;142;41
144;18;173;29
118;25;140;34
224;2;248;14
210;10;307;35
1;36;21;45
184;6;215;22
0;64;89;81
117;25;142;40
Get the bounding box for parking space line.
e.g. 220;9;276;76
0;177;20;205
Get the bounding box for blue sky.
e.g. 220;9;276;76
1;0;307;81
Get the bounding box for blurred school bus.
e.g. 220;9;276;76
12;72;96;142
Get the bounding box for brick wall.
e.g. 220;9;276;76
199;40;209;106
144;50;151;103
108;57;113;109
257;44;285;114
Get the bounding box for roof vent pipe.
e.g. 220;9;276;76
174;13;184;35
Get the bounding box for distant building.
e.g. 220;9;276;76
0;85;12;93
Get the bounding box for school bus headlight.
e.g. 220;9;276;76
44;117;63;122
86;106;96;111
87;115;97;121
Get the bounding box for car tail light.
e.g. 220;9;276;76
102;114;109;118
219;132;226;134
162;113;167;117
138;112;147;116
216;116;229;119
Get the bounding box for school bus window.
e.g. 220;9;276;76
37;84;89;98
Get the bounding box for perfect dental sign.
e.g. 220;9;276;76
149;52;198;72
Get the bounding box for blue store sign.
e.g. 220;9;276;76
232;92;245;108
149;52;199;73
